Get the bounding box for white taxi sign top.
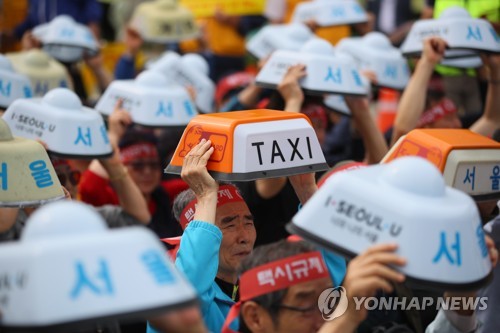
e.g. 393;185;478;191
95;70;197;127
400;6;500;58
256;38;369;96
32;15;99;63
0;201;197;329
382;129;500;201
2;88;112;159
246;23;314;60
7;49;73;97
165;109;329;181
0;117;64;207
292;0;368;27
288;156;492;291
0;55;33;108
336;32;410;90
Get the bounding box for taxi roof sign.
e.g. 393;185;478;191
246;23;314;60
323;94;351;116
130;0;199;43
401;7;500;58
165;109;329;181
0;118;64;207
95;70;197;127
336;32;410;90
256;38;369;96
383;129;500;200
7;49;73;97
0;201;197;329
288;156;492;291
32;15;99;63
3;88;113;159
0;55;33;108
292;0;368;27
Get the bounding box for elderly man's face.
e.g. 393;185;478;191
215;201;256;280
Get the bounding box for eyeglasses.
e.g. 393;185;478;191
275;303;317;317
57;170;81;186
125;161;161;172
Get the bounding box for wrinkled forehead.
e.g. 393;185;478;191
215;201;251;221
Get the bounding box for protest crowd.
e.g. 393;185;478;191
0;0;500;333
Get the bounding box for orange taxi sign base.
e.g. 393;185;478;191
383;129;500;200
165;109;329;181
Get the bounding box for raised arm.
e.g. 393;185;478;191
391;37;446;146
91;107;151;224
345;96;388;164
470;54;500;137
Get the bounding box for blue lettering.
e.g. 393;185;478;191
100;125;109;144
351;70;363;87
324;66;342;84
352;3;364;14
141;250;176;285
23;86;32;98
60;28;75;38
29;160;53;188
476;225;488;258
156;101;173;117
0;163;7;191
384;65;397;79
490;27;500;43
0;80;12;97
332;6;345;17
432;231;461;266
466;25;482;41
35;81;49;95
184;100;195;116
69;260;114;300
74;126;92;147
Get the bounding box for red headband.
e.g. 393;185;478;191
302;104;328;129
417;98;457;128
222;251;329;333
179;185;244;229
120;143;158;164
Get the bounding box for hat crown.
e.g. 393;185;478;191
363;32;392;49
136;70;169;87
24;49;51;68
380;156;446;197
22;201;107;241
181;54;209;76
439;6;470;19
42;88;82;111
301;38;335;56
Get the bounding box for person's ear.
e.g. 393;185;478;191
241;301;272;333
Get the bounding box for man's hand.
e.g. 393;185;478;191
181;139;218;199
342;243;406;325
181;139;218;224
108;101;132;144
278;64;307;112
289;172;317;204
422;37;447;65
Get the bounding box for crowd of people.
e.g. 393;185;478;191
1;0;500;332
